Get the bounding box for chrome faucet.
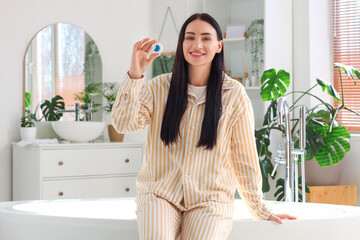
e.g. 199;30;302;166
56;103;81;121
271;97;307;202
55;102;94;121
83;102;94;121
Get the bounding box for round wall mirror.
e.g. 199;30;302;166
24;23;102;121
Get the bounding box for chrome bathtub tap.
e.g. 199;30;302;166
271;97;307;203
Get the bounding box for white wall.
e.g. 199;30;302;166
0;0;152;201
293;0;331;108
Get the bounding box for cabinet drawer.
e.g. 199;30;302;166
41;147;142;177
42;176;137;200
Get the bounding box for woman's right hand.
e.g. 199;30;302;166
128;38;160;79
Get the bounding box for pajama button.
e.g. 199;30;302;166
185;175;190;179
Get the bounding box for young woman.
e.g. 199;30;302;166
112;13;296;240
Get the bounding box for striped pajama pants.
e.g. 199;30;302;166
135;193;234;240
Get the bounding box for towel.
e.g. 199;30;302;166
152;55;175;77
16;138;59;147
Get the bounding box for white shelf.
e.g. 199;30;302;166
223;37;245;42
244;87;260;91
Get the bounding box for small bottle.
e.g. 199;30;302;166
243;72;250;87
251;75;258;87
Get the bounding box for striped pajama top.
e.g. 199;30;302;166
111;72;272;220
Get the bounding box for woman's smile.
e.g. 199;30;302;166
189;51;205;58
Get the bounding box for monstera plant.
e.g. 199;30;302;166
40;95;65;121
256;63;360;201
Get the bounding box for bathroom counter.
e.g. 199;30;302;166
12;142;145;201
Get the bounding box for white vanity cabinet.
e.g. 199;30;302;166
12;142;144;201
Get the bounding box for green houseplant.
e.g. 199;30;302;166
256;63;360;201
100;82;123;142
74;82;102;121
245;19;264;85
20;92;36;140
100;82;120;114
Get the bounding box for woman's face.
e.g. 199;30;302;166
183;19;223;68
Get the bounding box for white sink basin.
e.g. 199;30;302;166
52;121;106;143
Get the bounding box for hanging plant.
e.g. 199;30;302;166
245;19;264;82
83;40;100;83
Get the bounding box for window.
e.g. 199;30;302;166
332;0;360;131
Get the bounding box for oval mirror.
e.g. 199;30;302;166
24;23;102;122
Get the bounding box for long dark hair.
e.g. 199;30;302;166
160;13;224;150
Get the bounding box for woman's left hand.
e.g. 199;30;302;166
267;213;298;224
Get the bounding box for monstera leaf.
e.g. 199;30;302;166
305;119;325;160
334;62;360;84
260;69;290;102
259;156;273;193
294;118;324;161
255;128;274;193
25;92;31;108
255;128;271;157
316;77;340;101
314;124;351;166
262;100;277;125
40;95;65;121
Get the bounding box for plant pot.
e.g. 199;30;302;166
20;127;37;141
108;124;124;142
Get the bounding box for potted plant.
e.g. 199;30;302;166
245;19;264;86
74;82;102;121
100;82;123;142
31;95;65;139
256;63;360;201
20;92;37;141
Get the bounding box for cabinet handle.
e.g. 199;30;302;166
58;192;64;196
125;159;130;163
58;161;63;166
125;188;130;192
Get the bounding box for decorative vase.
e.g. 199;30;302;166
251;75;259;87
20;127;37;141
108;124;124;142
243;72;251;87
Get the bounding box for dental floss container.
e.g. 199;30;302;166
150;42;163;55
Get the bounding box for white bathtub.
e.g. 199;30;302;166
0;198;360;240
